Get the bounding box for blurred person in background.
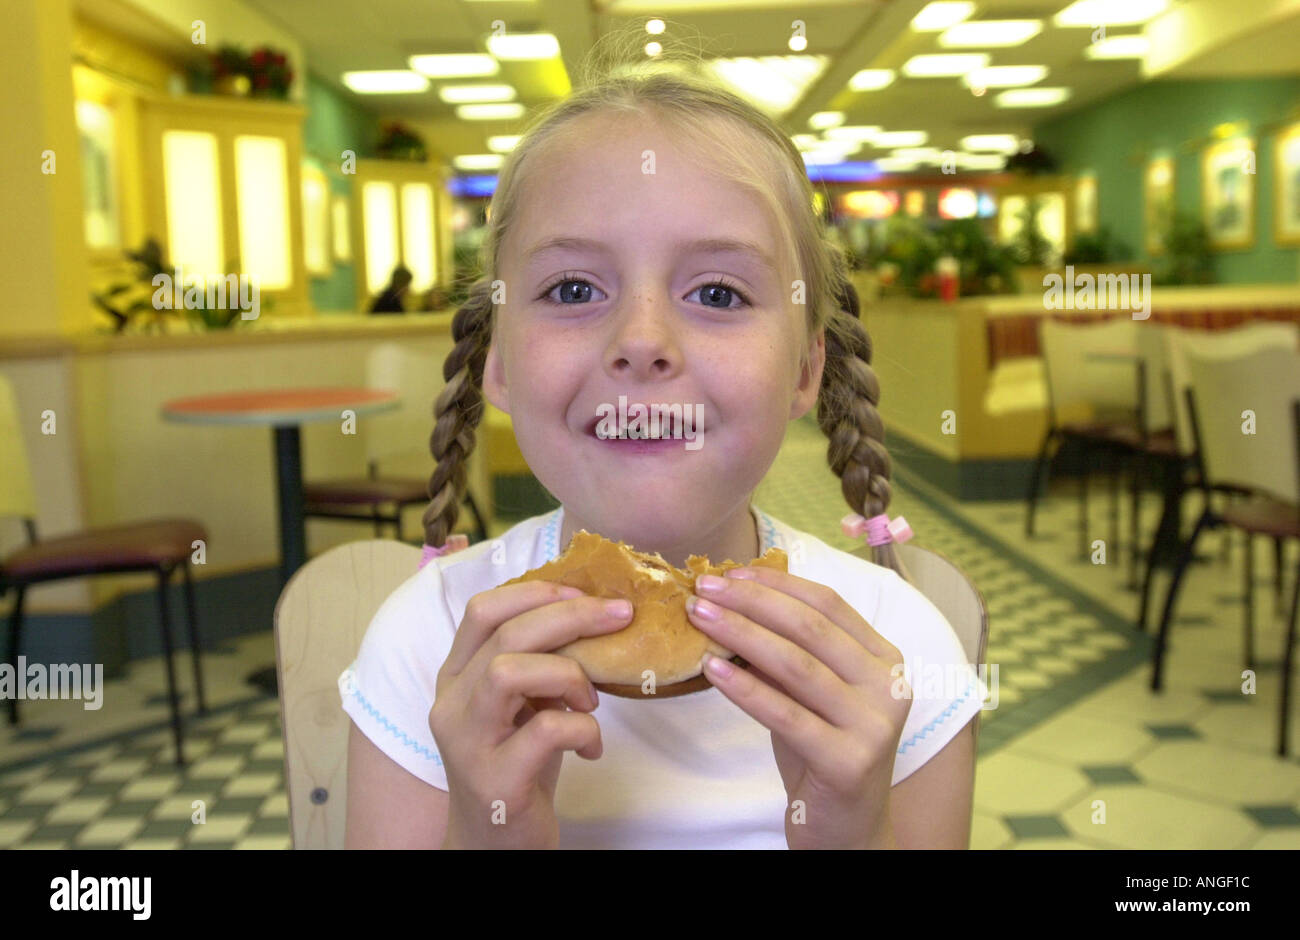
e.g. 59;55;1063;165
369;265;413;314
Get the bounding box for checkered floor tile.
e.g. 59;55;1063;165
0;697;288;850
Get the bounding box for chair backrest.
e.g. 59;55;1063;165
1039;318;1139;423
0;371;38;521
1165;321;1300;456
892;542;988;671
1184;345;1300;504
274;539;422;849
1135;321;1172;433
855;542;989;753
363;343;443;468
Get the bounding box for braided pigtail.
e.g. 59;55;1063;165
816;277;911;583
421;276;494;548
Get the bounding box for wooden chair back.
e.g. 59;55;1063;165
274;539;421;849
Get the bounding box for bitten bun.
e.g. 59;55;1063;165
505;530;788;698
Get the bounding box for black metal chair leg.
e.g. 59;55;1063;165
1278;553;1299;757
1151;509;1213;692
1128;452;1146;590
1079;456;1090;560
6;585;27;725
180;561;207;715
1244;531;1255;672
155;567;186;767
1024;430;1058;538
1108;447;1121;563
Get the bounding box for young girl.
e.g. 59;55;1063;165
340;46;987;850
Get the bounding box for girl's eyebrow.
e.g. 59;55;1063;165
525;235;776;271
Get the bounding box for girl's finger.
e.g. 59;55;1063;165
474;653;598;741
500;707;604;781
695;574;873;685
720;567;898;661
445;581;586;674
688;599;861;727
701;653;839;772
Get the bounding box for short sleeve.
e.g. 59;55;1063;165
878;572;988;786
339;564;452;791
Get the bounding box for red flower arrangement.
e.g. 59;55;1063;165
208;44;293;99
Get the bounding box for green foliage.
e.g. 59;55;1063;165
1152;210;1215;285
1010;197;1054;266
1064;228;1133;265
376;122;428;161
864;215;1018;298
90;238;258;333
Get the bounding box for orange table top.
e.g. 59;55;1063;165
161;387;400;426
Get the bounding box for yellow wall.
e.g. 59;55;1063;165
0;0;95;340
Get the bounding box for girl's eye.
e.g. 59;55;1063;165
692;280;749;309
539;276;750;308
541;276;605;305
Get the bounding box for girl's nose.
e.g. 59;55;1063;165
604;290;682;380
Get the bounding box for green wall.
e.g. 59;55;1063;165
1034;77;1300;284
302;73;378;311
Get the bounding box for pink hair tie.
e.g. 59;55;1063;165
419;534;469;570
842;512;913;547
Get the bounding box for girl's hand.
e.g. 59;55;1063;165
429;581;633;849
686;567;913;850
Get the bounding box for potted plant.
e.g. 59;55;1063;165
376;122;428;161
210;45;252;96
1152;211;1215;285
1008;197;1057;292
248;46;294;99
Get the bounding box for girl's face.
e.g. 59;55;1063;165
483;111;825;550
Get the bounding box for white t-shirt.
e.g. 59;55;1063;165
340;505;988;849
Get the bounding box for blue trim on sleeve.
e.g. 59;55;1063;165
543;508;561;561
752;506;779;553
343;669;443;765
896;674;979;757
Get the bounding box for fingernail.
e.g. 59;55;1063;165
696;574;726;594
703;652;733;678
687;596;719;621
605;599;632;620
724;567;755;580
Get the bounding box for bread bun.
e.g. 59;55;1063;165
505;530;788;697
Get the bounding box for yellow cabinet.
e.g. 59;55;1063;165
138;93;308;315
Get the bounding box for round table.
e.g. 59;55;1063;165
163;387;401;692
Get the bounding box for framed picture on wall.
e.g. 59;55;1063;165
1075;173;1097;235
1275;122;1300;246
1144;157;1175;256
1202;137;1256;250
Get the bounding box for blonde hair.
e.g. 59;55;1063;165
422;27;910;579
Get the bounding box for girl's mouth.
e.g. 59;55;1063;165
583;407;706;451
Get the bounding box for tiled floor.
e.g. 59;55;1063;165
3;415;1298;848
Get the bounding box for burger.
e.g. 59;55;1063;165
505;530;788;697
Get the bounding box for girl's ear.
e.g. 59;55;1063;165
790;326;826;420
482;333;510;414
